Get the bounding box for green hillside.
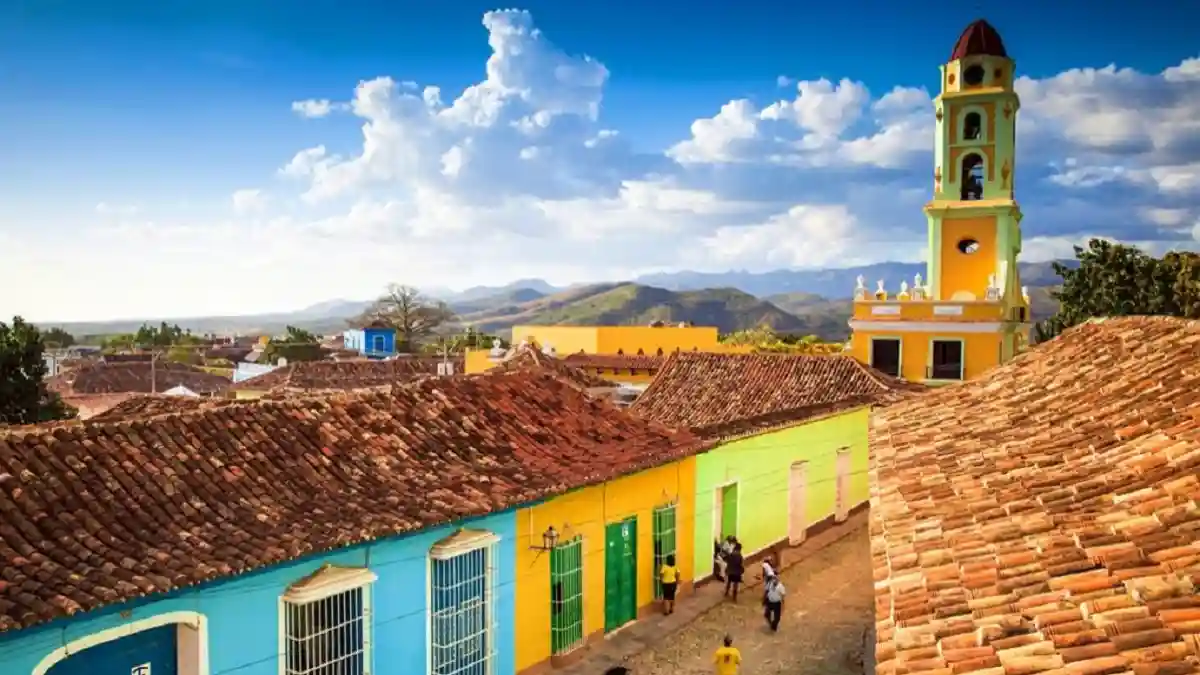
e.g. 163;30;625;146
460;283;808;335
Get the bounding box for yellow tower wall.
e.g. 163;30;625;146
937;215;999;302
513;458;696;672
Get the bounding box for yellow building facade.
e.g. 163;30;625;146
513;325;722;356
514;458;696;672
849;19;1031;384
465;324;741;375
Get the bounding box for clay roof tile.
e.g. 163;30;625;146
871;317;1200;675
0;369;707;633
630;352;925;439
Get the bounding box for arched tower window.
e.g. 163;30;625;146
963;112;982;141
960;154;984;201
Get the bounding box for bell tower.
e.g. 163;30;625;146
926;19;1023;309
846;19;1031;385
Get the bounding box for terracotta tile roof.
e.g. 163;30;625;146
87;395;237;421
229;357;462;392
495;345;615;389
562;353;666;373
47;362;231;396
631;352;924;439
204;346;253;362
869;316;1200;675
101;353;154;363
0;369;706;632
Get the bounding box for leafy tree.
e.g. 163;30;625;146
134;321;183;347
720;325;844;354
100;332;136;351
41;327;76;348
166;345;202;365
1034;239;1200;341
420;328;505;355
356;284;456;353
263;325;325;364
0;316;77;425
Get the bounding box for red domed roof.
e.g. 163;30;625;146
950;19;1008;61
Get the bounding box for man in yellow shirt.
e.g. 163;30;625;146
659;554;679;615
713;635;741;675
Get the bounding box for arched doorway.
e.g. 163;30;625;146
34;612;208;675
48;625;177;675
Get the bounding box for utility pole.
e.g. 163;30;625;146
150;348;157;394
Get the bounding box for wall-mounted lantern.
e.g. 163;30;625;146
530;526;559;551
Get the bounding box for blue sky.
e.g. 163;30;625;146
1;1;1197;320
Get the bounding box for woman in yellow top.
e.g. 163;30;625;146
659;554;679;615
713;635;742;675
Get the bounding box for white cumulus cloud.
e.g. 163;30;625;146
4;10;1199;320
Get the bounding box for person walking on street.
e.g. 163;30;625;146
713;634;742;675
764;575;786;632
759;555;776;619
724;543;745;602
659;554;679;615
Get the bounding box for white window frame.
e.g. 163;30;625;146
835;448;853;522
427;529;501;675
787;461;808;545
712;479;740;542
278;564;378;675
32;611;210;675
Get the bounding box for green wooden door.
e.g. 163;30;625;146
721;484;739;539
603;517;638;631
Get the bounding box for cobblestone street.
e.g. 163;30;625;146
621;525;872;675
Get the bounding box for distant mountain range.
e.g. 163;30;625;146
43;260;1074;341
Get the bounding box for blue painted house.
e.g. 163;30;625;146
343;322;398;358
0;369;702;675
6;514;517;675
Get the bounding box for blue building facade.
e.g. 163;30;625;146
2;511;518;675
344;326;398;358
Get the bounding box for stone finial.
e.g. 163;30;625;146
898;281;910;300
1021;285;1030;299
854;274;868;301
874;280;887;301
911;273;925;300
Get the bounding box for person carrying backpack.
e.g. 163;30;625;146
763;575;786;632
